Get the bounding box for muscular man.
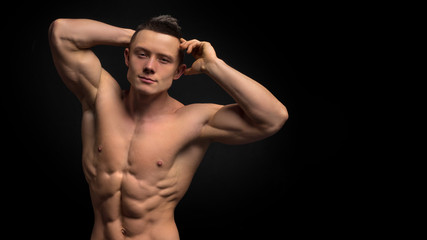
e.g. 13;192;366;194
49;15;288;240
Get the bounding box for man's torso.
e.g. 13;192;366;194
81;74;212;239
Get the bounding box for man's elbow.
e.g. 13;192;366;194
259;107;289;137
48;18;72;45
271;108;289;133
49;19;63;39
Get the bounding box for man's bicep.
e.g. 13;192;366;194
49;24;101;104
201;104;268;145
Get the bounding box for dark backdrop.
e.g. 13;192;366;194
4;1;351;239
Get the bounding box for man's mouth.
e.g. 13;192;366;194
138;75;157;84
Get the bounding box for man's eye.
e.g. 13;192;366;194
138;53;147;58
159;58;170;64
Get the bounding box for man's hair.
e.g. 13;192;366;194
130;15;184;64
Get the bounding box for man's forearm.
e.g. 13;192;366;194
205;58;288;130
50;18;134;49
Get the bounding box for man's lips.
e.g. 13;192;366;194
138;75;157;84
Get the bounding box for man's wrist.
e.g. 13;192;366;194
118;28;135;47
205;57;224;76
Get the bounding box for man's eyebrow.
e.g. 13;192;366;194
133;46;150;53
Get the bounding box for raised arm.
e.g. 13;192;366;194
48;19;134;108
180;39;289;145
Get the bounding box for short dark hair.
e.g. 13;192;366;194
130;15;184;64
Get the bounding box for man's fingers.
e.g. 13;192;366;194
184;67;197;75
180;38;188;50
180;38;192;48
180;39;202;54
179;38;188;48
187;43;196;54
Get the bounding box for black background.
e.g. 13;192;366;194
4;1;352;239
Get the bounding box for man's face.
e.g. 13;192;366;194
125;30;185;95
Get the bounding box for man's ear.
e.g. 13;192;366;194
173;64;187;80
124;48;130;67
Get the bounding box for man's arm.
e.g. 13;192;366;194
180;39;289;144
48;19;134;108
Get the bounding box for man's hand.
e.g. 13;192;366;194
180;38;218;75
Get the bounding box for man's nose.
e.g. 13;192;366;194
143;66;154;75
143;57;156;74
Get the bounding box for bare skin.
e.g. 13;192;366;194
49;18;288;240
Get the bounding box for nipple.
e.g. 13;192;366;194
157;160;163;167
98;145;103;152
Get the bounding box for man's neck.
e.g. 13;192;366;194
125;88;176;121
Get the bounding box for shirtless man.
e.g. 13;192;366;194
48;15;288;240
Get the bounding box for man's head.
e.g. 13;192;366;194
130;15;184;64
125;15;186;95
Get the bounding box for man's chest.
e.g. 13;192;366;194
92;115;201;175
